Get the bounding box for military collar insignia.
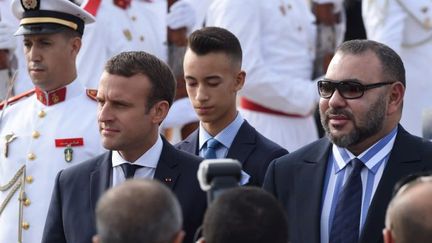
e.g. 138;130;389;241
21;0;40;11
35;86;67;106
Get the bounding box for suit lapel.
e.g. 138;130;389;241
180;130;199;155
360;127;425;243
154;138;181;190
90;152;112;216
296;138;332;243
226;121;255;164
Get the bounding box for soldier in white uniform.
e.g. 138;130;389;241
0;20;17;100
0;0;105;242
76;0;129;89
0;0;33;95
206;0;319;151
363;0;432;137
79;0;198;81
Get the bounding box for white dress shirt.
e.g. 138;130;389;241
111;135;163;186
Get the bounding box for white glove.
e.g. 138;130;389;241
167;0;196;31
0;22;17;51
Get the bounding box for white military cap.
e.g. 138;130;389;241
11;0;95;36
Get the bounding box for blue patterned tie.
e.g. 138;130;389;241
120;163;143;179
329;158;364;243
203;138;220;159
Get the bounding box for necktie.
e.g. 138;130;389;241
120;163;143;179
329;158;364;243
203;138;220;159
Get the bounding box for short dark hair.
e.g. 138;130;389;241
96;180;183;243
187;27;242;67
105;51;176;108
202;187;288;243
60;27;82;39
337;39;406;86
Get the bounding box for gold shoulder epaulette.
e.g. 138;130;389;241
0;89;35;110
86;89;98;101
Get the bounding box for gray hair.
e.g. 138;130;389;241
96;179;183;243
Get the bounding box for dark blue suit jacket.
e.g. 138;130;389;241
42;138;206;243
175;121;288;186
263;125;432;243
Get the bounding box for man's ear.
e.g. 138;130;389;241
234;70;246;92
196;236;206;243
70;37;82;57
387;82;404;115
382;228;395;243
173;230;185;243
151;100;170;124
92;235;100;243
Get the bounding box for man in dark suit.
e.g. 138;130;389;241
175;27;288;186
42;51;206;243
263;39;432;243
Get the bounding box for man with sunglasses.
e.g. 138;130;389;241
264;39;432;243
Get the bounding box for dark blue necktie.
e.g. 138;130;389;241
329;158;364;243
120;163;143;179
203;138;220;159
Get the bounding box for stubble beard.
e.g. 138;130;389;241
320;96;386;148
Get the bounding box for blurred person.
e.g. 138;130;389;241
176;27;287;186
383;174;432;243
0;0;33;95
0;0;105;242
93;179;184;243
363;0;432;137
196;187;288;243
264;39;432;243
313;0;346;76
206;0;319;151
0;21;17;100
42;51;206;243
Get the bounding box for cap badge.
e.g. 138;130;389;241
21;0;39;11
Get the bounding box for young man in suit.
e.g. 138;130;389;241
263;39;432;243
42;51;206;243
175;27;288;186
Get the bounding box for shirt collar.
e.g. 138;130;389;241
34;79;84;106
199;112;244;150
111;135;163;168
332;127;398;174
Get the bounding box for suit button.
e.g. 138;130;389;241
27;153;36;160
38;110;46;118
32;131;40;139
22;221;30;230
24;198;31;207
26;176;33;184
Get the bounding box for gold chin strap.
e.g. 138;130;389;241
0;165;26;242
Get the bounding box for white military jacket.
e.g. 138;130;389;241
206;0;319;116
363;0;432;136
0;80;105;243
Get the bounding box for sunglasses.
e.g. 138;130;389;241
317;79;395;99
